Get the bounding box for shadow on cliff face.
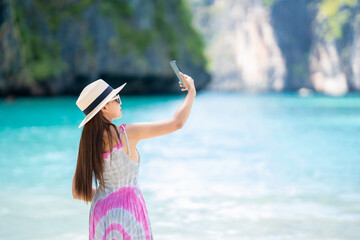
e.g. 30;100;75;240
99;74;178;95
0;0;5;26
270;0;318;91
62;72;210;96
0;70;211;97
98;72;210;95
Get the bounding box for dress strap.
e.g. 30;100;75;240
119;123;131;156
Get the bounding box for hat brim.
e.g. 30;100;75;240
78;82;127;128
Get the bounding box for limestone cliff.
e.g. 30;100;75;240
0;0;210;97
188;0;285;92
309;1;360;95
2;0;360;96
187;0;360;95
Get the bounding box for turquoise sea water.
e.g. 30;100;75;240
0;91;359;240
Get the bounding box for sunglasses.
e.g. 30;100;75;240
110;95;121;104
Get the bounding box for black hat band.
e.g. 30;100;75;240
82;86;113;115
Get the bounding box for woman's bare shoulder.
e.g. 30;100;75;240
123;122;134;131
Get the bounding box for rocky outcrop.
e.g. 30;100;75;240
187;0;360;95
233;2;285;92
309;39;348;96
309;2;360;95
188;0;285;92
0;0;210;97
309;19;348;96
350;16;360;91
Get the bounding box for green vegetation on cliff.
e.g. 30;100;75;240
262;0;280;8
11;0;95;83
11;0;206;84
262;0;357;40
100;0;206;66
319;0;357;39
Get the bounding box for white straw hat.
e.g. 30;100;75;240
76;79;127;128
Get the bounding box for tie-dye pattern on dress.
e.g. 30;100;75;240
89;123;153;240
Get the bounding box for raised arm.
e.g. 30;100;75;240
126;72;196;144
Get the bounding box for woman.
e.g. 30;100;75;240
72;72;196;240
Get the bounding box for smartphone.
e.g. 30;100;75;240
170;60;186;87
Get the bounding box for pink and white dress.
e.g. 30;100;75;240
89;123;153;240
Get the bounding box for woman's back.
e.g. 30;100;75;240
89;123;153;240
103;124;140;163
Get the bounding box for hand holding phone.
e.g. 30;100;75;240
170;60;186;87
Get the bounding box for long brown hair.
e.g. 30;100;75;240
73;110;120;203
